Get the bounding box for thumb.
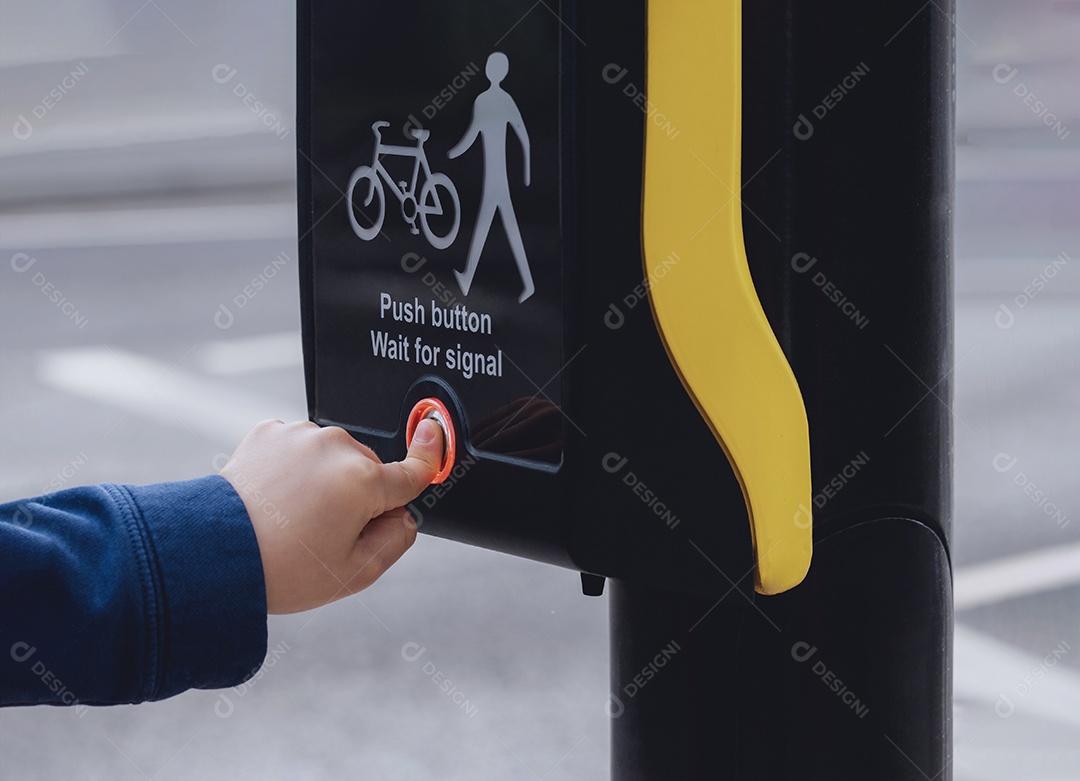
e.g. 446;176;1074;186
379;419;446;509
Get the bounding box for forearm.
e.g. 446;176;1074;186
0;476;267;707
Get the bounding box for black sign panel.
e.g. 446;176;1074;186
299;0;772;597
308;0;563;466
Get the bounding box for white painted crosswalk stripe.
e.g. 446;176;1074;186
37;345;300;445
955;542;1080;612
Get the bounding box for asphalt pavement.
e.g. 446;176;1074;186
1;0;1079;779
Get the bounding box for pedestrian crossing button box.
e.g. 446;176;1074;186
297;0;812;598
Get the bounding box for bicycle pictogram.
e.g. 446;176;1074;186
347;121;460;249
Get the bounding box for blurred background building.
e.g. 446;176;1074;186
1;1;1077;778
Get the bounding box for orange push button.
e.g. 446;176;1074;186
405;398;456;484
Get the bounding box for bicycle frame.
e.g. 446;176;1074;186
369;124;430;207
347;120;459;248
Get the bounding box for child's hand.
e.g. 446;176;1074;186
220;419;444;614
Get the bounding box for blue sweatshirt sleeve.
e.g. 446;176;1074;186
0;475;267;707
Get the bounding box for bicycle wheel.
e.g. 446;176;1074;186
347;165;384;241
419;172;460;250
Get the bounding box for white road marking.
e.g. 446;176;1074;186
0;202;296;249
197;331;302;375
0;113;271;157
37;346;299;444
954;541;1080;611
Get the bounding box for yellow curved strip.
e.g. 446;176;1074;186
643;0;812;594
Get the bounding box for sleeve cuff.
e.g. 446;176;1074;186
114;475;268;700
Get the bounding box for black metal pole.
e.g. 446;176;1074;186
610;1;954;778
296;1;953;774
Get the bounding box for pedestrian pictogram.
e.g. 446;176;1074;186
449;52;535;303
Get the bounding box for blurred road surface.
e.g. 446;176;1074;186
1;1;1078;779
